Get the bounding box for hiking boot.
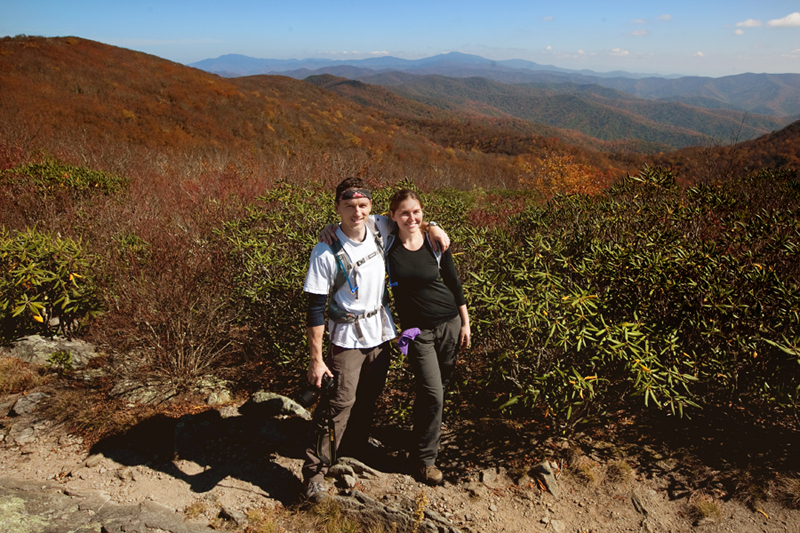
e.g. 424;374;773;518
304;481;330;503
418;464;444;486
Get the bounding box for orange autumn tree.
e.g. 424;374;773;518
519;151;601;197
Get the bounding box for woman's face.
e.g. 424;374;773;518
391;198;423;236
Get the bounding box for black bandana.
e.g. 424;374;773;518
337;188;372;202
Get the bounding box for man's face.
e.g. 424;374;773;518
335;196;372;236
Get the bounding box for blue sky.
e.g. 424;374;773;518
2;1;799;77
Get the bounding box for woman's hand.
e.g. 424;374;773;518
460;324;471;349
458;304;471;349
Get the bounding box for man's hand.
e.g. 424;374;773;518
308;358;333;388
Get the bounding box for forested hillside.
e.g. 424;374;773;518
0;36;628;193
355;73;789;151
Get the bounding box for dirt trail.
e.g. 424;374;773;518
1;388;799;533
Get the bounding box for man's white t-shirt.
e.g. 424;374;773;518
304;215;396;349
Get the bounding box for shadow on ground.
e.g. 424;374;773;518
90;399;310;505
431;403;800;500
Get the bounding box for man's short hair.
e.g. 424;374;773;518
335;177;367;203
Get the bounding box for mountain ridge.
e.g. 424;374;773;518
190;53;800;118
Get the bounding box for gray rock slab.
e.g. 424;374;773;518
11;392;50;416
533;460;560;498
246;391;311;420
0;477;215;533
1;335;98;369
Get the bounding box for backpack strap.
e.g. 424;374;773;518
385;231;400;287
329;220;385;299
425;233;443;270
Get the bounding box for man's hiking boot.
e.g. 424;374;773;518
418;464;444;486
304;481;330;503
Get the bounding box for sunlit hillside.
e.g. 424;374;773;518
0;35;628;193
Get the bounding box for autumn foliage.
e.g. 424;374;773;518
1;35;799;438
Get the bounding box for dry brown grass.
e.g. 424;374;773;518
776;475;800;509
567;456;603;486
0;357;50;394
605;458;635;484
688;491;723;524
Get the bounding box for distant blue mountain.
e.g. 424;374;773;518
188;51;659;79
188;52;800;117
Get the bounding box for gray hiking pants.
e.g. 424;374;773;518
407;315;461;466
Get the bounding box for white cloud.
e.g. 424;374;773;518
546;45;552;51
370;51;389;56
736;19;762;28
543;16;553;22
735;29;745;35
631;18;646;24
577;49;586;55
768;12;800;27
693;51;705;58
631;29;648;36
611;48;630;56
658;14;672;22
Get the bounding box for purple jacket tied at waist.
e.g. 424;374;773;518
397;328;421;355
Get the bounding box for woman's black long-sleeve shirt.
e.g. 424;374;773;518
387;238;466;330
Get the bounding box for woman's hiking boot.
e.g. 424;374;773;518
418;464;444;486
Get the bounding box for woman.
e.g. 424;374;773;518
386;189;470;486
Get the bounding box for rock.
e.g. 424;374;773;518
242;391;311;420
218;504;247;526
632;488;658;516
549;518;566;533
217;405;240;418
9;426;37;446
110;378;176;406
328;462;359;488
335;457;382;478
116;467;134;481
1;335;98;369
328;463;356;478
85;453;105;468
464;481;489;498
10;392;49;416
333;490;461;533
532;460;560;498
206;390;232;406
479;466;510;488
0;397;16;418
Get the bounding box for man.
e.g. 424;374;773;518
301;177;448;502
